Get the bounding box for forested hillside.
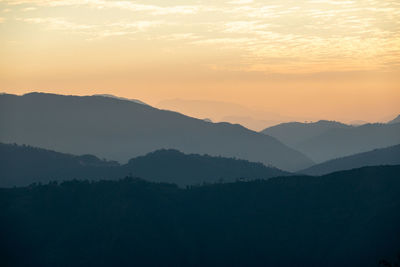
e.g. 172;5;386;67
1;166;399;267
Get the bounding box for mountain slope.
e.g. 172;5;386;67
0;143;120;187
295;123;400;162
93;94;148;106
388;114;400;124
0;93;312;171
0;143;289;187
124;149;289;185
261;120;350;147
261;120;400;162
157;98;292;131
299;144;400;175
1;165;399;266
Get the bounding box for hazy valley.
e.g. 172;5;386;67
1;93;399;267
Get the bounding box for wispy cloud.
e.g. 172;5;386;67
18;16;166;39
22;7;36;11
2;0;399;74
1;0;200;15
18;17;94;31
227;0;254;4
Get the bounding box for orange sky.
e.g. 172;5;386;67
0;0;399;129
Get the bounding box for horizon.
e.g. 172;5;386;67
1;91;398;130
1;0;399;129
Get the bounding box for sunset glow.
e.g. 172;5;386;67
1;0;399;126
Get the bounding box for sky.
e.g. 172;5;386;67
0;0;399;128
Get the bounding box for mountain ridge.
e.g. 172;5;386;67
1;165;399;266
261;120;400;162
299;144;400;175
0;142;290;187
0;92;312;171
93;93;148;106
388;114;400;124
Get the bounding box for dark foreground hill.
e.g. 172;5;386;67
300;144;400;175
1;165;399;267
0;143;288;187
0;93;312;171
261;120;400;162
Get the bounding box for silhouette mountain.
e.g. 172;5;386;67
388;114;400;124
0;143;289;187
124;149;289;185
261;120;400;162
157;98;296;131
0;93;312;171
1;165;399;266
261;120;350;147
349;120;368;126
299;144;400;175
93;94;148;106
0;143;119;187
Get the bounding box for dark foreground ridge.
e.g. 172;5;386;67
1;165;399;267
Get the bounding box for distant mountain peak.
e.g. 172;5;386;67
93;94;148;106
22;92;78;97
16;92;149;106
261;118;400;163
349;120;368;126
388;114;400;124
314;120;346;125
261;120;349;133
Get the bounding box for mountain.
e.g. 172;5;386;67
93;94;148;106
261;120;400;163
220;115;279;132
0;93;312;171
0;143;289;187
388;114;400;124
124;149;289;185
261;120;350;148
349;120;368;126
1;165;399;266
0;143;120;187
157;98;297;131
299;144;400;175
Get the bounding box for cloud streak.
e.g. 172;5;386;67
1;0;200;15
1;0;399;74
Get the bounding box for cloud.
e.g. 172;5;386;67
1;0;199;15
3;0;400;74
191;37;256;46
19;17;94;31
307;0;355;5
22;7;36;11
227;0;253;4
18;16;166;39
223;21;272;34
